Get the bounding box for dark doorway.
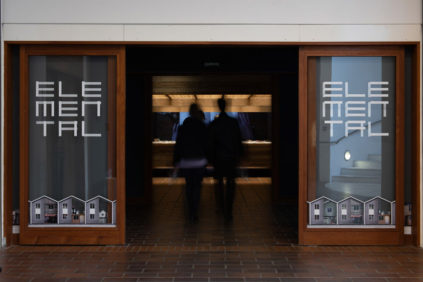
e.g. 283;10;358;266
125;46;299;245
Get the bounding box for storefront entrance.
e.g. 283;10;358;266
4;43;420;246
125;46;300;244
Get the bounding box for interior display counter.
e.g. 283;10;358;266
152;141;271;169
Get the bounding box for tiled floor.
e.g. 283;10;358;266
1;178;423;281
127;177;296;247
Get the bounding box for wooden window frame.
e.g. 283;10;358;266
299;46;406;245
18;45;125;245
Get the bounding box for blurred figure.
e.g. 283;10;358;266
173;103;208;223
209;98;243;222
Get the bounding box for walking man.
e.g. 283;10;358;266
209;98;243;222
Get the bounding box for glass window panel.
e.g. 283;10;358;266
28;56;116;225
308;56;396;227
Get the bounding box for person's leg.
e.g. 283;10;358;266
225;168;236;221
191;168;204;221
215;174;224;214
184;170;195;220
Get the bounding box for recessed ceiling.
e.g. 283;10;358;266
152;75;273;94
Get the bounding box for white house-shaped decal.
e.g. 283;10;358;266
85;195;116;224
308;196;337;225
364;196;394;225
58;195;85;224
29;195;58;224
337;196;364;225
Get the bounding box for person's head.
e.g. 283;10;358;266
217;98;226;113
189;103;203;120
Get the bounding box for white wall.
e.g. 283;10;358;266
2;0;422;25
1;0;422;42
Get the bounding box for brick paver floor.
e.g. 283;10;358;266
1;178;423;281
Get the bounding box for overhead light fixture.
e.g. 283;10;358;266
344;150;351;161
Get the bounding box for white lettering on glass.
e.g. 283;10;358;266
34;81;103;137
81;121;101;137
58;101;78;117
59;121;78;137
322;81;343;97
36;81;54;97
345;121;366;137
324;120;343;137
35;101;55;117
58;81;77;98
345;82;365;98
82;82;102;98
368;121;389;137
368;81;389;98
345;101;366;117
36;121;54;137
82;101;101;117
321;81;390;137
322;101;342;118
368;101;389;118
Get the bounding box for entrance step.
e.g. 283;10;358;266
332;175;381;184
353;160;381;169
325;182;381;199
368;154;382;162
340;167;381;177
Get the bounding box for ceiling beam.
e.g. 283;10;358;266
247;94;254;105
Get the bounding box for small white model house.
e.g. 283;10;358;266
29;196;58;224
364;196;393;225
308;196;337;225
58;196;85;224
337;197;364;225
85;195;116;224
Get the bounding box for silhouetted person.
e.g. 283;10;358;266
209;98;243;221
174;103;207;223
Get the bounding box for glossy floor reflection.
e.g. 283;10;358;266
127;177;298;246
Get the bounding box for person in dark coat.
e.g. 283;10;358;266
208;98;243;221
173;103;208;223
